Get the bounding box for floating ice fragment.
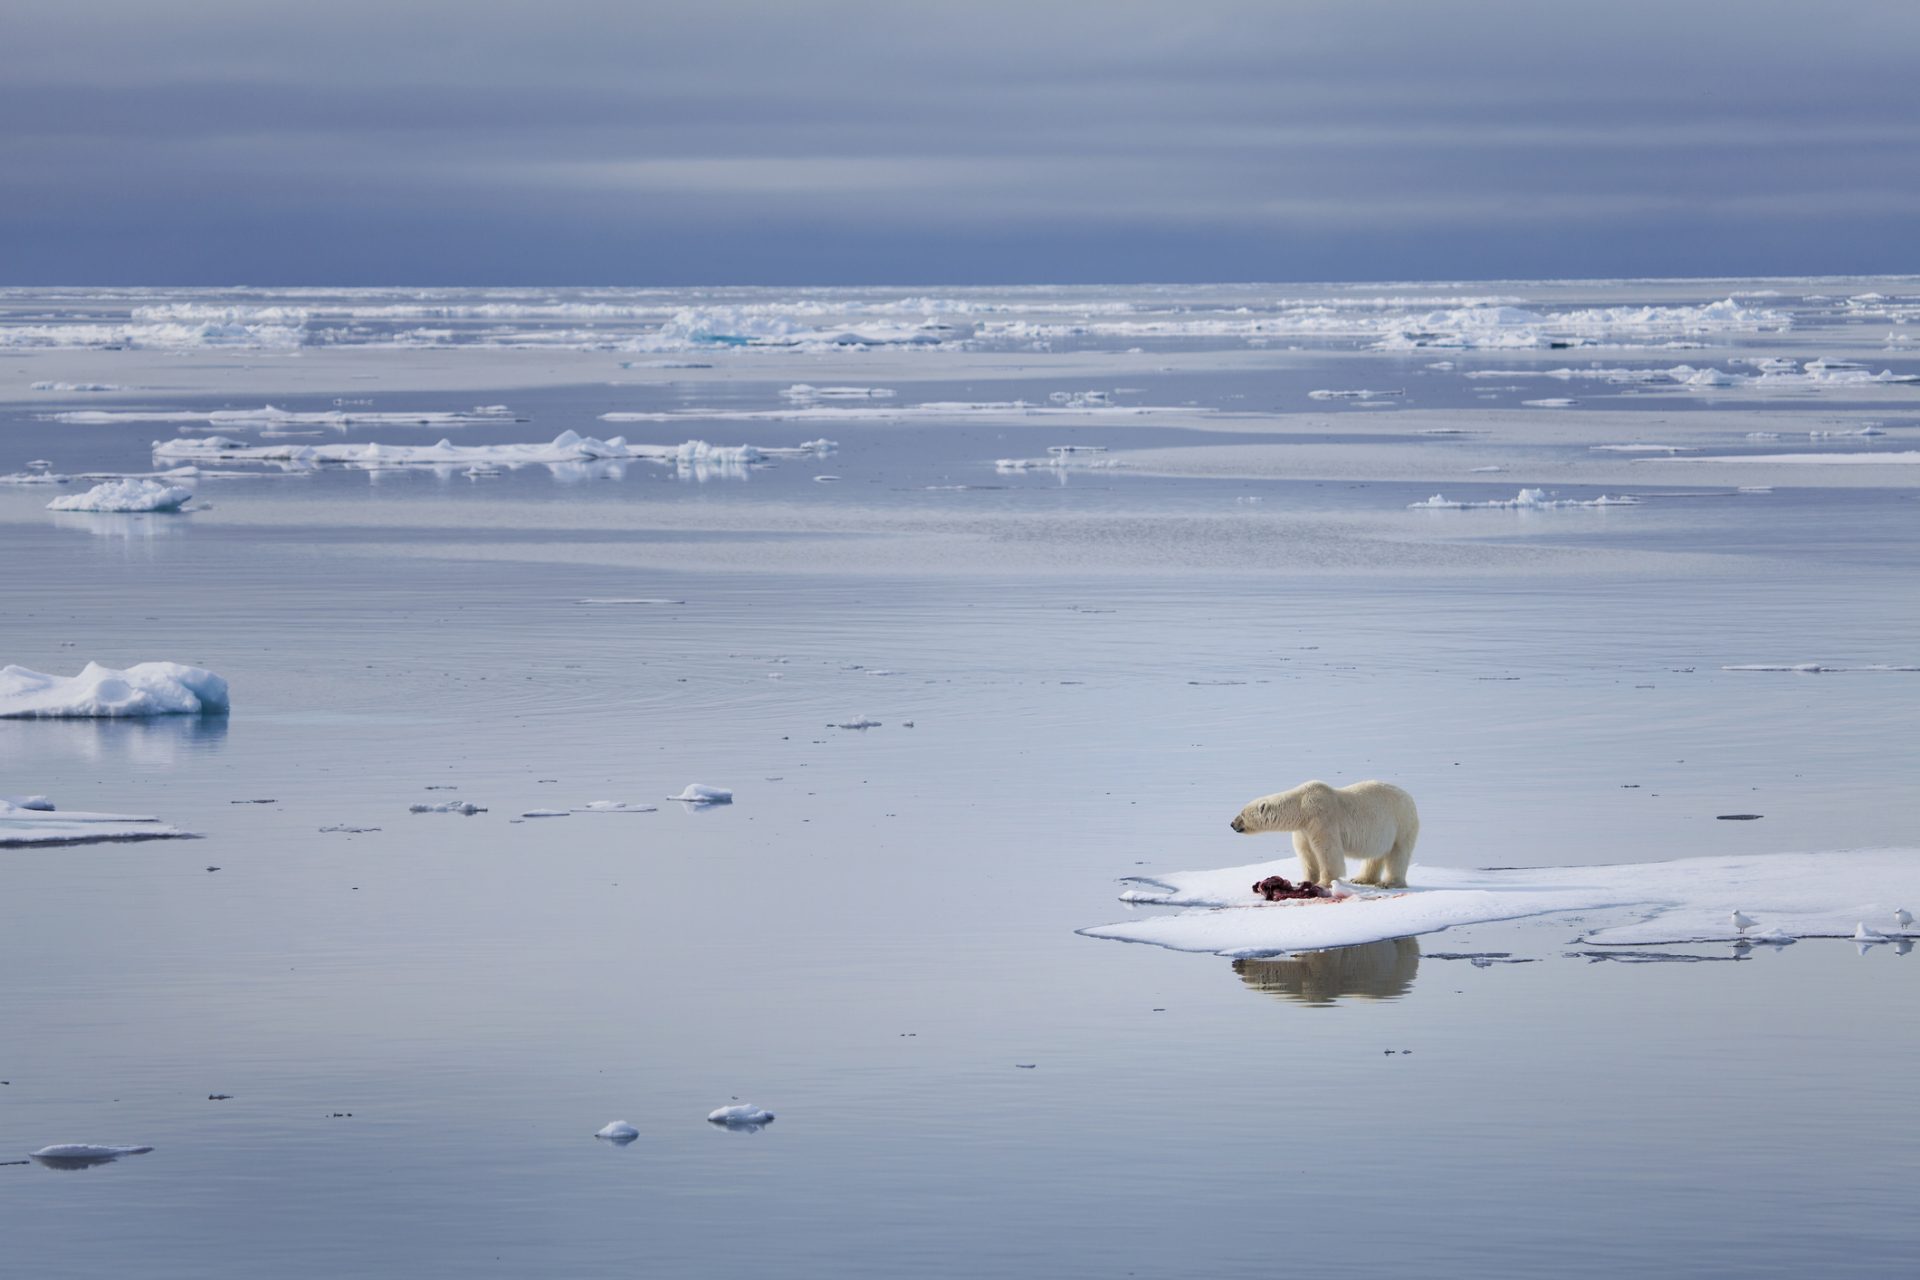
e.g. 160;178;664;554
521;809;571;818
595;1121;639;1142
668;785;732;805
410;800;486;815
781;384;895;399
47;479;193;513
830;717;881;730
1408;489;1637;510
29;1144;153;1167
0;662;228;718
576;598;685;606
1855;923;1891;944
1522;398;1578;408
573;801;657;814
1721;664;1919;674
1308;388;1404;400
707;1104;774;1127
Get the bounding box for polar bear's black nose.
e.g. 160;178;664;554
1230;816;1244;833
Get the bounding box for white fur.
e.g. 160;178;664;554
1230;780;1420;888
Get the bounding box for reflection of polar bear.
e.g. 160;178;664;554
1233;938;1422;1005
1229;780;1419;888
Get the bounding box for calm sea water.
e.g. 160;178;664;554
2;281;1917;1278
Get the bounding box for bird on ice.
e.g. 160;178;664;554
1895;908;1913;931
1730;910;1756;932
1854;923;1890;943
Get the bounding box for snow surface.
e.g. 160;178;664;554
668;785;732;805
1080;849;1920;956
46;478;193;513
0;662;229;718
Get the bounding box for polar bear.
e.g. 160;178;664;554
1229;780;1419;888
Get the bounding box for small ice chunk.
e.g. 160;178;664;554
521;809;571;818
668;785;732;805
46;478;193;513
830;717;881;730
707;1104;774;1127
30;1144;153;1161
574;801;657;813
595;1121;640;1142
409;800;487;815
1855;923;1890;943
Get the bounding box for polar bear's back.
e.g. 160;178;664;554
1327;779;1419;857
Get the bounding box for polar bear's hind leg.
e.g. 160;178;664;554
1355;858;1384;886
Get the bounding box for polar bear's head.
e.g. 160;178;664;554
1230;782;1330;834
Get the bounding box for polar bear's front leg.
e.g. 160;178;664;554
1300;833;1346;884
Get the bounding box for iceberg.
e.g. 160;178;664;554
1081;849;1920;956
46;479;193;513
0;662;229;718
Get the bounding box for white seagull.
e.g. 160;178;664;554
1895;908;1913;931
1730;910;1756;932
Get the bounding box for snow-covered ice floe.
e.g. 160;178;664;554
595;1121;639;1143
1079;849;1920;956
151;431;835;473
49;405;517;427
780;384;895;400
1467;359;1917;392
45;479;193;513
1408;489;1638;509
0;662;229;718
598;400;1202;424
668;785;732;805
0;798;194;847
707;1104;774;1127
1722;663;1919;674
1308;388;1404;401
1648;451;1920;466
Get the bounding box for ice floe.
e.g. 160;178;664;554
668;785;732;805
595;1122;639;1143
46;479;193;513
521;809;571;818
152;431;835;473
573;801;657;814
0;470;71;485
1408;489;1638;510
1080;849;1920;956
0;798;193;847
31;381;122;392
598;400;1200;423
1466;359;1917;393
0;662;229;718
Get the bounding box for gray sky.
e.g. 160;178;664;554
4;0;1917;284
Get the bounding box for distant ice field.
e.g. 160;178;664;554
2;278;1917;1280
